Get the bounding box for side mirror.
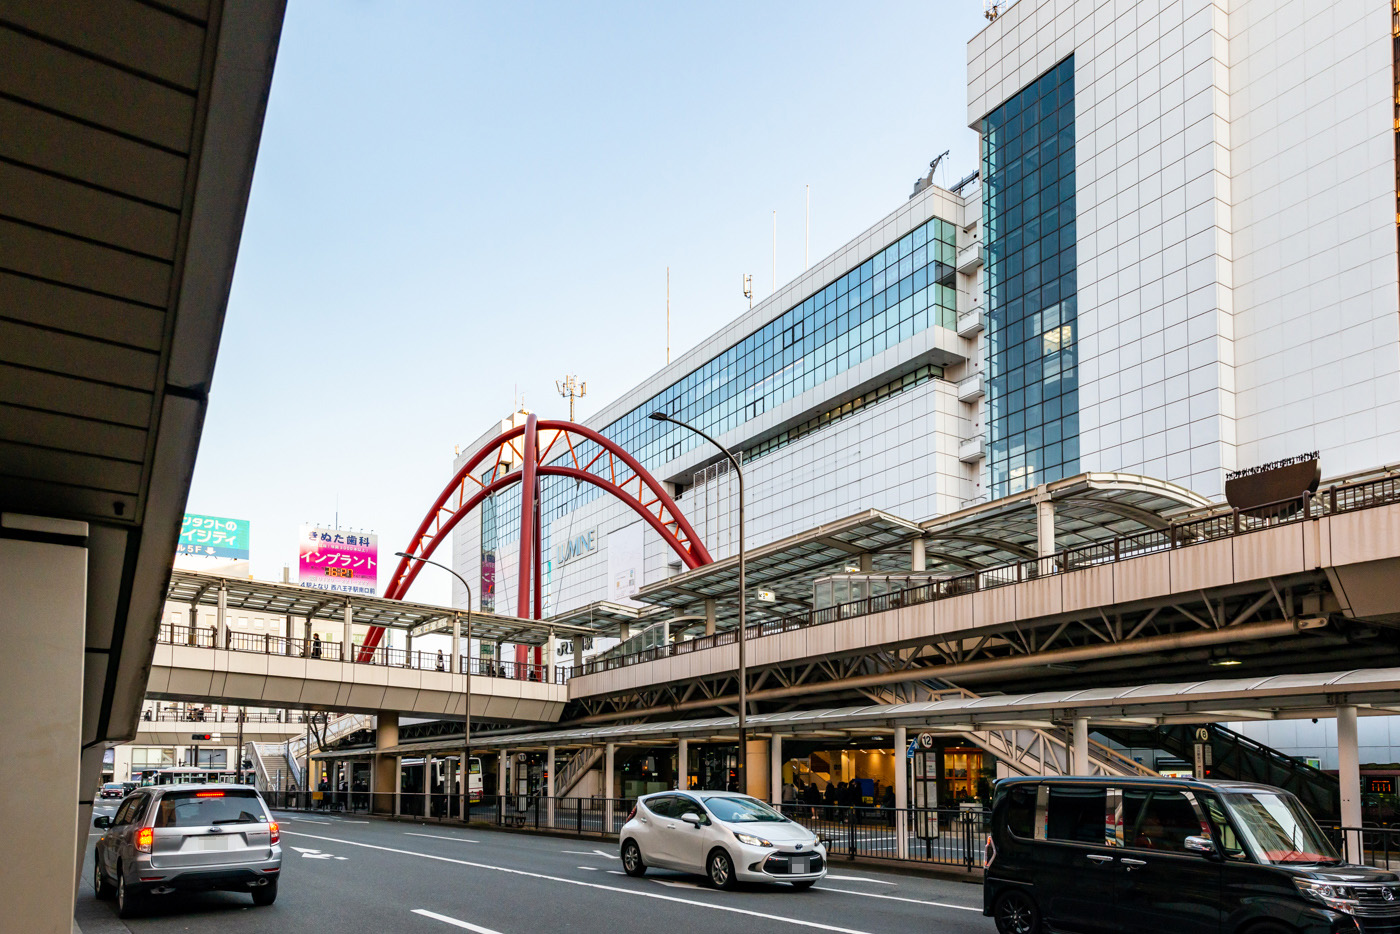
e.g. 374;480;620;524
1184;836;1219;858
93;816;111;829
680;812;703;827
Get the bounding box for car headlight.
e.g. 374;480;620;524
1294;879;1359;914
733;831;774;847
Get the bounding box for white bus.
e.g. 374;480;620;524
138;766;257;786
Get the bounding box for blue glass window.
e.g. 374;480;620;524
983;56;1079;498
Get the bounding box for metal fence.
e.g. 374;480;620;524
266;791;986;870
570;473;1400;679
1321;824;1400;869
156;624;563;685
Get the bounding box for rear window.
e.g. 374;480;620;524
153;790;266;827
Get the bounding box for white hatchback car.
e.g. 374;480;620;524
619;790;827;890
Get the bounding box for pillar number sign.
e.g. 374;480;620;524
913;732;939;839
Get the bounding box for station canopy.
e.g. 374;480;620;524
552;472;1212;634
165;568;592;646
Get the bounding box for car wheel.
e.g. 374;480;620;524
993;890;1041;934
251;879;278;906
621;840;646;877
707;848;738;890
791;880;816;890
92;852;113;900
115;867;142;919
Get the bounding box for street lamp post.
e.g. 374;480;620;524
395;552;473;821
648;411;747;794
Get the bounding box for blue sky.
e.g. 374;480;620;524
188;0;987;606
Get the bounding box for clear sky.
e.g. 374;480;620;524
187;0;988;606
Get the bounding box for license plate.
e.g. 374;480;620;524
192;836;231;851
791;857;809;874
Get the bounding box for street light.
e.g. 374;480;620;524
648;411;748;794
395;552;473;821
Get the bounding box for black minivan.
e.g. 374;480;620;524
984;776;1400;934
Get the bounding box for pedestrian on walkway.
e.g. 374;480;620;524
311;634;322;658
436;649;446;671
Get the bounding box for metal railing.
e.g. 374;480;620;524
156;624;567;685
568;473;1400;679
265;792;986;869
1321;824;1400;868
139;707;288;724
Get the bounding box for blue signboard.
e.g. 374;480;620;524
177;514;249;560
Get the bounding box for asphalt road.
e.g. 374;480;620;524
79;805;994;934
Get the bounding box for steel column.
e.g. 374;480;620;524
517;413;539;619
1338;705;1362;862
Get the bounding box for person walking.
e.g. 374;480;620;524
436;649;446;671
311;634;322;658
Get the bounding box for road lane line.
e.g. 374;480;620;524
407;833;481;843
562;849;618;859
815;887;980;912
412;908;505;933
283;831;878;934
823;875;897;885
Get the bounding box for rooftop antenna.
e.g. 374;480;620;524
742;274;753;309
556;374;587;421
909;150;950;200
985;0;1001;21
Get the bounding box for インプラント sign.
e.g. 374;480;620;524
299;526;377;596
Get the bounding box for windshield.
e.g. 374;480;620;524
702;795;788;823
1221;790;1341;865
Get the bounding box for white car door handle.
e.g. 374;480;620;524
1121;858;1146;870
1085;854;1114;864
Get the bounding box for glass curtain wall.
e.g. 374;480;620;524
982;55;1079;498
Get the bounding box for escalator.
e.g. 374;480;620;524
1092;723;1340;819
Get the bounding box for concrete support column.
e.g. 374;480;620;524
452;614;461;674
216;582;227;648
746;738;770;800
187;602;197;644
394;756;403;816
573;636;581;674
704;599;717;637
1071;717;1090;775
770;734;783;808
284;613;293;655
498;750;507;802
406;631;414;665
911;538;926;572
303;614;312;655
1036;498;1056;558
1338;705;1362;862
372;711;399;816
894;726;909;859
604;744;616;831
343;603;353;660
677;738;689;792
425;753;435;817
546;745;556;828
859;553;874;573
618;622;630;643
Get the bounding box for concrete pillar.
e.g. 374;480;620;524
343;602;353;660
425;753;435;817
1;522;87;931
859;553;874;573
394;756;403;817
704;599;717;637
498;750;507;802
546;745;556;828
1071;717;1089;775
604;744;616;831
746;739;770;800
303;614;312;655
573;636;582;673
911;538;926;572
1036;499;1055;558
216;582;227;648
284;613;293;655
452;614;461;674
1338;705;1362;862
770;734;783;808
188;601;198;644
894;726;909;859
677;738;689;792
372;711;399;815
618;622;630;643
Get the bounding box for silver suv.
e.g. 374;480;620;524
92;784;282;917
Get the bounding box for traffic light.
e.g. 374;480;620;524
191;733;212;741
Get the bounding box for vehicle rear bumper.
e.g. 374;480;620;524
129;862;281;894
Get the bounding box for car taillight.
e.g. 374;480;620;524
136;827;153;853
626;804;637;822
268;822;279;844
195;791;225;797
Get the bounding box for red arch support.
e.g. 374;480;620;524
358;418;713;660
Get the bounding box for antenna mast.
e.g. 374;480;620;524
555;375;587;422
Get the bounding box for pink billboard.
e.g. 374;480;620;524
298;525;378;596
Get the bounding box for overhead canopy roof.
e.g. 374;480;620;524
319;666;1400;758
167;569;594;645
566;473;1211;633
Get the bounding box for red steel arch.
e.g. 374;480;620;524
359;416;712;659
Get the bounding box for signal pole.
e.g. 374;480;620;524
556;375;587;421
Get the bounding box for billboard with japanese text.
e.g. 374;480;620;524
178;514;249;560
298;525;377;596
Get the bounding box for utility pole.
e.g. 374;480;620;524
555;375;587;422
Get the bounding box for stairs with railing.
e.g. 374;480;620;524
286;712;372;766
554;747;605;797
249;743;294;791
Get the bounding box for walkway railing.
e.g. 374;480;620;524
567;472;1400;679
155;623;565;685
139;707;288;724
266;791;988;870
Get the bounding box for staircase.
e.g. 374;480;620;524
249;743;293;792
286;712;372;765
554;747;605;797
1092;723;1341;818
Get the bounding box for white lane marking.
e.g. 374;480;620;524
606;870;626;876
284;817;332;824
284;831;878;934
815;887;980;912
562;849;618;859
331;819;369;824
290;846;337;860
651;878;703;889
407;833;480;843
412;908;505;933
823;875;897;885
579;866;598;871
